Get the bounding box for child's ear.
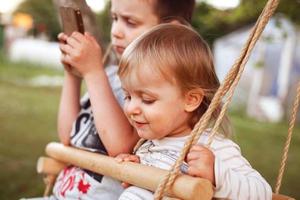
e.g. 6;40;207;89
184;89;204;112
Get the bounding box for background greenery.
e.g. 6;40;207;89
0;57;299;199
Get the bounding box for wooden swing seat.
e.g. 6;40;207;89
37;142;295;200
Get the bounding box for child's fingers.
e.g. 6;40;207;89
71;31;85;43
186;150;201;162
61;53;73;66
115;154;129;162
115;154;140;164
57;32;68;42
186;144;210;162
186;165;202;177
187;160;216;185
190;144;210;152
85;32;93;39
121;182;131;188
123;155;140;163
85;32;99;45
59;43;73;55
66;36;80;48
115;154;138;162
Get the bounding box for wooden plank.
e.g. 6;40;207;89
45;142;214;200
37;156;67;175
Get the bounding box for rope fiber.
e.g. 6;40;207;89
275;81;300;194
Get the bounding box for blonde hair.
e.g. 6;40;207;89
119;24;231;136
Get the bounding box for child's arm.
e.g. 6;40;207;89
59;32;139;156
187;142;272;200
57;33;82;145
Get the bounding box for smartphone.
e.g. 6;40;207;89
59;7;85;77
59;6;84;36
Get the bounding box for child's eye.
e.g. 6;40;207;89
126;19;137;27
111;14;117;21
142;99;155;104
124;95;131;101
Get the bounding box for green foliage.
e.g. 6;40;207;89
14;0;60;41
192;0;300;45
95;2;111;45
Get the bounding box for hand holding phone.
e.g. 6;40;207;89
59;7;85;77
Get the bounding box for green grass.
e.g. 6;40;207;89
0;58;299;199
0;58;62;199
231;111;300;198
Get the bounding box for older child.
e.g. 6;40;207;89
45;0;196;200
116;24;272;200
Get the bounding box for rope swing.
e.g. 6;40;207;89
153;0;280;198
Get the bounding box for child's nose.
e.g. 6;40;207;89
126;99;141;116
111;21;124;39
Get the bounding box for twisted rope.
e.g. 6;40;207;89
153;0;280;199
43;175;56;197
275;81;300;194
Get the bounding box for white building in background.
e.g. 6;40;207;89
9;38;63;69
214;15;300;122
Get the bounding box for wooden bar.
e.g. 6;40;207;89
45;142;214;200
37;156;67;175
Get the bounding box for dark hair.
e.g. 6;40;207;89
153;0;196;23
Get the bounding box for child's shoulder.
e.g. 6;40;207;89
198;130;241;153
105;64;119;76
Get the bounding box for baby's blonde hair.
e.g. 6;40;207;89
119;24;231;136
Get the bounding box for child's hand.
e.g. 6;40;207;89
58;32;78;75
58;32;104;78
115;154;140;188
186;144;215;185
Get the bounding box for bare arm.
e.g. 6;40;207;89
84;70;139;156
60;32;139;156
57;71;81;145
57;33;82;145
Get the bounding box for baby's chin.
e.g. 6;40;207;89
113;47;125;60
137;131;160;141
115;51;122;60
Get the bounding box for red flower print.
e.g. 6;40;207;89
78;179;91;194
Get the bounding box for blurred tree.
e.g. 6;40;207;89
95;2;111;45
192;0;300;45
15;0;60;40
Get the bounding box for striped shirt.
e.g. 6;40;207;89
119;131;272;200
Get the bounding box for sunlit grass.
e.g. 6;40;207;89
231;111;300;197
0;58;61;199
